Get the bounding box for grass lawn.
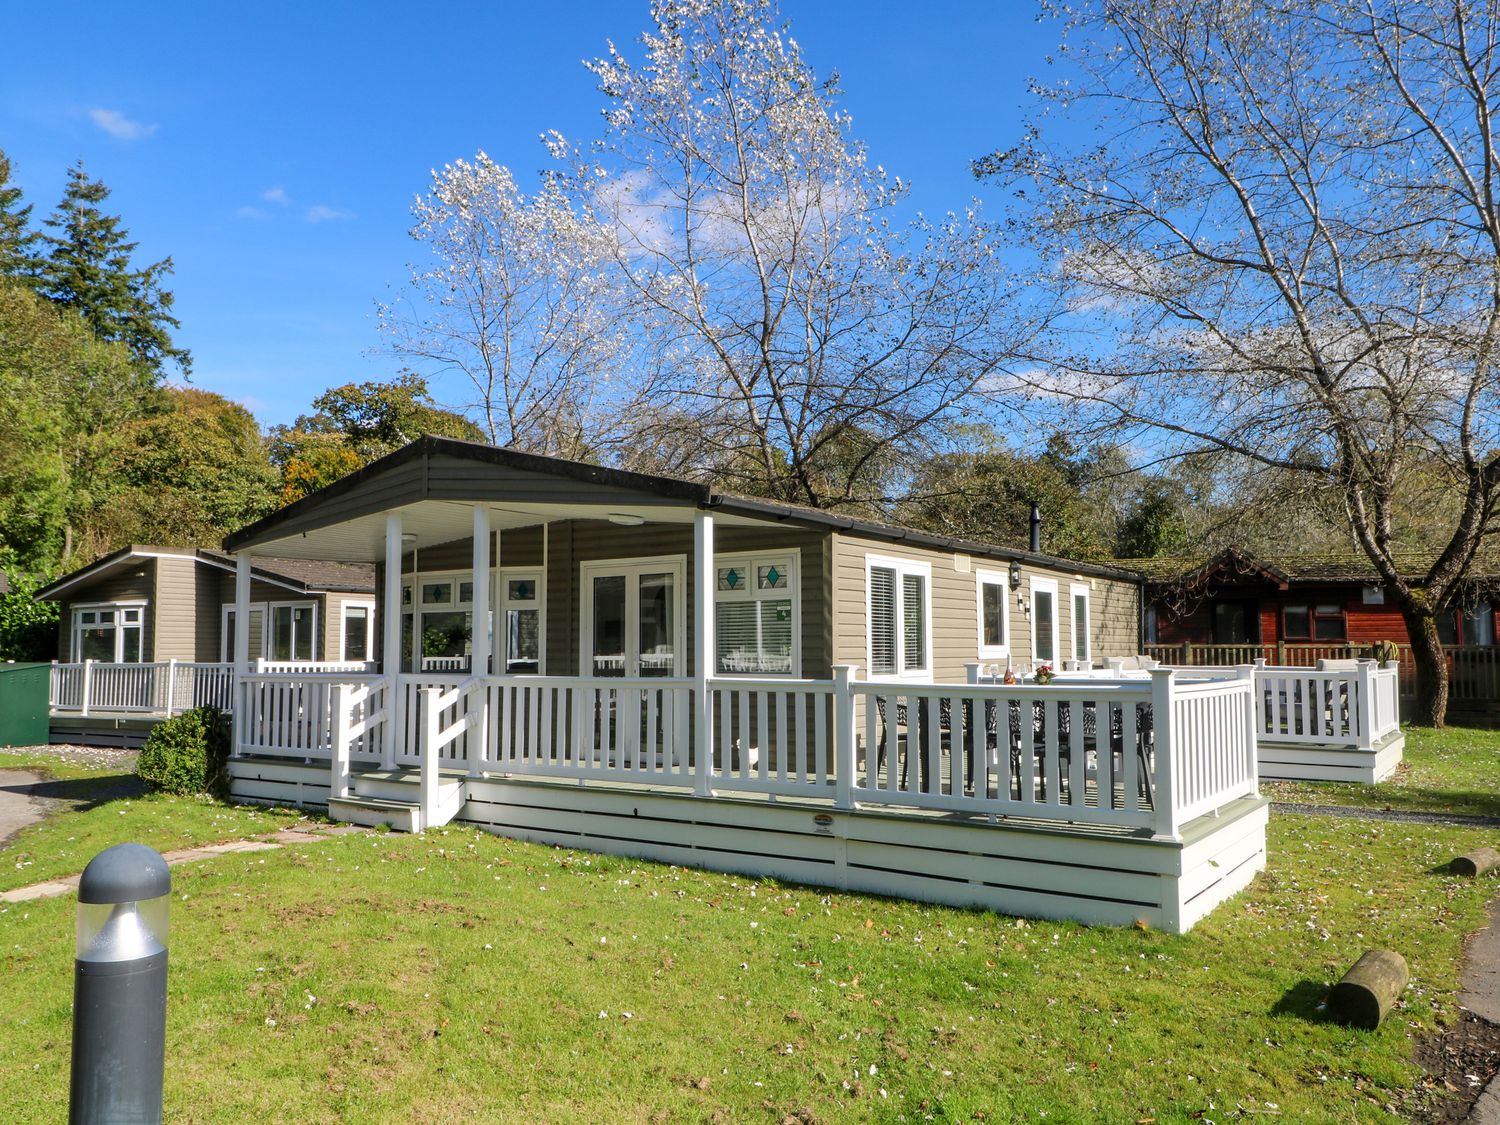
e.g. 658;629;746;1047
0;749;313;893
1264;725;1500;819
2;801;1496;1122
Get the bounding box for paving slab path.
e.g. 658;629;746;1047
1464;895;1500;1124
0;822;368;905
0;770;49;849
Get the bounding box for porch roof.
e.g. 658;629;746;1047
221;436;1141;582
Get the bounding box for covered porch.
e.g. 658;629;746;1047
220;438;1269;933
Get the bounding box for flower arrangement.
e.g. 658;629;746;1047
1033;664;1055;685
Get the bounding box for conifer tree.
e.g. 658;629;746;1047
0;148;40;282
40;162;190;377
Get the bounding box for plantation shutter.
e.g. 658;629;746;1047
870;566;897;674
902;573;926;672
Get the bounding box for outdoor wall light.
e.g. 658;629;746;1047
608;513;646;526
1009;561;1023;588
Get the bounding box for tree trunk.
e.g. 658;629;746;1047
1402;606;1449;728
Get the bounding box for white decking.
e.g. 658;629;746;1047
226;666;1269;933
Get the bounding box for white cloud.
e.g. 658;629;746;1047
89;108;157;141
236;205;269;220
305;204;354;224
261;186;289;205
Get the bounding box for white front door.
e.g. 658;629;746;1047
581;557;685;763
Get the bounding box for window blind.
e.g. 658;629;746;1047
1073;593;1088;661
902;573;926;671
870;566;897;674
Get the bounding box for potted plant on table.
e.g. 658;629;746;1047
1033;664;1055;685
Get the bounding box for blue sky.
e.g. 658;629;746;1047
2;1;1060;429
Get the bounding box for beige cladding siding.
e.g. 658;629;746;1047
831;532;1143;679
59;561;157;661
389;519;830;678
151;555;202;662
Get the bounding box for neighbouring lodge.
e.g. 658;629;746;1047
1131;545;1499;653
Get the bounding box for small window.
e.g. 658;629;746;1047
867;557;930;678
1466;603;1496;646
421;581;452;606
270;604;316;661
1031;577;1059;664
1283;604;1310;640
976;570;1009;658
1312;604;1345;641
1071;584;1091;664
716;554;797;675
501;570;543;674
341;604;373;662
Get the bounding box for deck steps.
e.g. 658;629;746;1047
328;769;467;832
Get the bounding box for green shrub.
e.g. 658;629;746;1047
137;707;230;797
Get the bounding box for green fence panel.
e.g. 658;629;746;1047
0;663;50;747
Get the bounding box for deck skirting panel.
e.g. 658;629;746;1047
226;761;1270;933
1258;732;1404;784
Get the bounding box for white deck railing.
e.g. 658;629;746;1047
233;665;1261;840
50;661;235;717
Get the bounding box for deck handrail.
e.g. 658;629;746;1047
51;660;235;717
236;667;1265;840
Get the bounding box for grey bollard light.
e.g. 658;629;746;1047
70;843;171;1125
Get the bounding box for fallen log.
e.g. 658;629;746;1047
1327;950;1408;1030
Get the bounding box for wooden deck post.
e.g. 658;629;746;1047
330;683;352;800
164;658;179;717
1149;668;1180;840
1356;659;1377;751
81;659;93;719
693;509;715;798
232;553;253;756
1236;664;1259;797
833;665;857;809
420;685;440;830
382;512;403;770
469;505;491;778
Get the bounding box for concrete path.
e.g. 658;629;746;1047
0;770;49;849
1464;895;1500;1123
0;823;367;905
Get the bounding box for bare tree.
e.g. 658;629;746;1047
379;153;654;460
576;0;1035;507
980;0;1500;725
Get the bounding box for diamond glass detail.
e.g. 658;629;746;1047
718;567;742;591
758;564;786;590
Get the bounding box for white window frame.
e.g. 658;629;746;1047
72;601;147;663
221;602;264;662
404;569;479;671
1030;575;1060;667
1069;582;1092;666
865;555;933;682
579;554;687;678
713;550;801;677
339;600;376;663
267;600;319;662
499;568;544;674
975;568;1011;660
